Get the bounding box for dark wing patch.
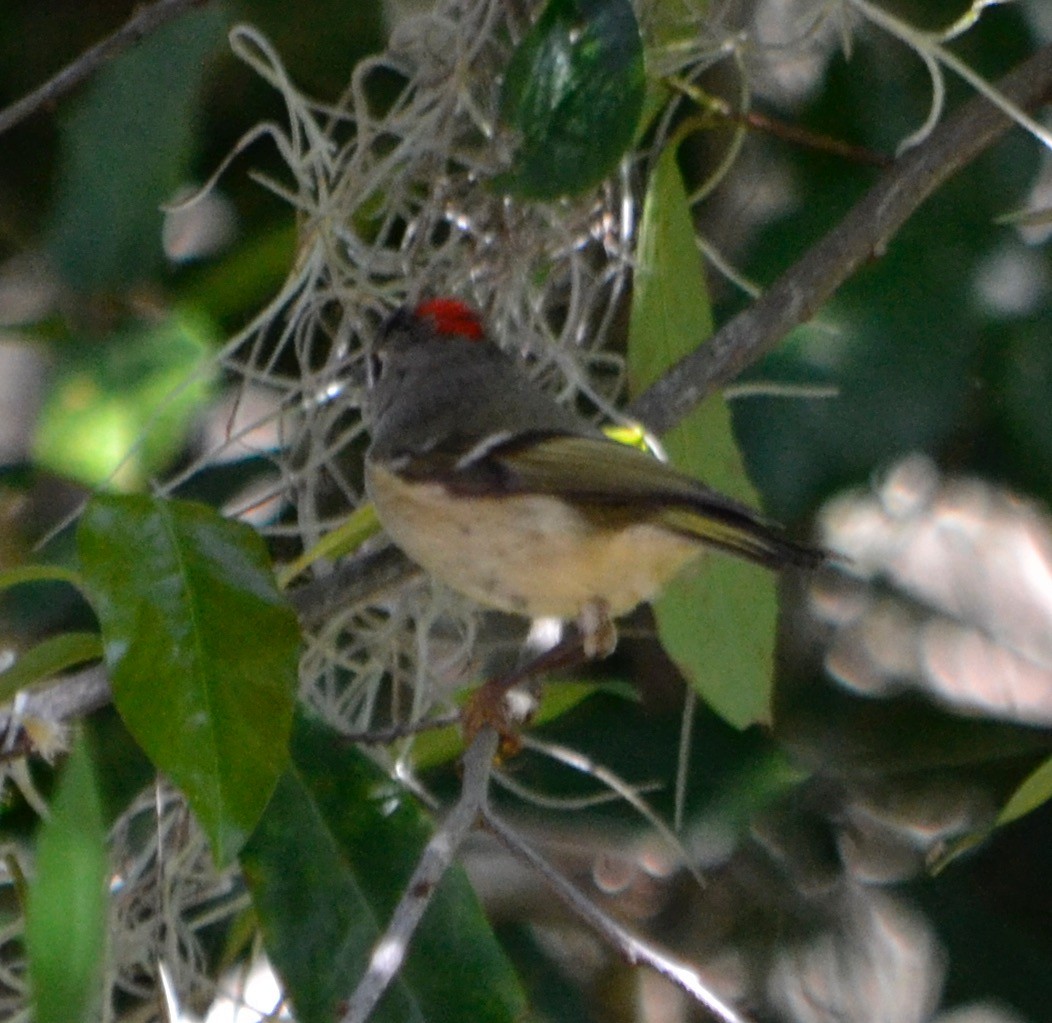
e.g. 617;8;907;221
392;432;824;571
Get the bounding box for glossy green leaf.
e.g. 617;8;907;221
0;631;102;705
33;311;217;490
242;713;527;1023
46;3;229;291
998;754;1052;826
26;738;107;1023
77;494;299;864
628;143;778;729
497;0;644;198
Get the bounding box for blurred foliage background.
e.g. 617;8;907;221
1;1;1051;1022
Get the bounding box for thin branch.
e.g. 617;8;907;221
334;711;461;745
0;664;110;741
627;42;1052;436
0;0;214;137
482;806;754;1023
286;543;419;629
339;727;499;1023
518;733;706;888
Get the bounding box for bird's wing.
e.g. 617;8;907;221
397;432;822;570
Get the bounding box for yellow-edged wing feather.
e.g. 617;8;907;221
430;433;822;571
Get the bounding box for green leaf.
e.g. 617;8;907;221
998;755;1052;826
627;143;778;729
26;737;107;1023
46;3;229;291
635;0;703;142
33;311;218;490
77;494;299;864
0;564;85;592
0;632;102;705
242;714;527;1023
497;0;644;198
277;502;381;589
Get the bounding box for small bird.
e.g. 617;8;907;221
365;298;821;657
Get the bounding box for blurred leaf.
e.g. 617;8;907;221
84;708;157;827
33;311;218;490
177;224;296;325
77;494;299;864
997;754;1052;826
635;0;702;140
732;26;1042;521
497;0;644;198
277;501;381;589
0;631;102;704
46;3;229;291
628;143;778;729
242;713;528;1023
993;316;1052;506
26;737;107;1023
0;563;84;591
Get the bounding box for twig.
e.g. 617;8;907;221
738;107;893;168
0;664;110;740
339;726;499;1023
518;733;706;888
335;711;461;745
0;0;214;137
627;42;1052;436
481;805;754;1023
286;543;419;629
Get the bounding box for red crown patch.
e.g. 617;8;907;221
415;298;485;341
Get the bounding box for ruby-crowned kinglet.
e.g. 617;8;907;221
365;299;821;654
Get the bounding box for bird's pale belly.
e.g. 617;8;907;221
365;462;701;619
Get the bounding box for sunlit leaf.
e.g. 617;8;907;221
26;738;107;1023
628;143;778;728
998;754;1052;826
497;0;644;198
77;494;299;864
33;311;217;489
242;713;527;1023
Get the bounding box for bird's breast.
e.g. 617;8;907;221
365;461;702;619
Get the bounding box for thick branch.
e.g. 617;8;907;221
627;42;1052;435
0;0;213;137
